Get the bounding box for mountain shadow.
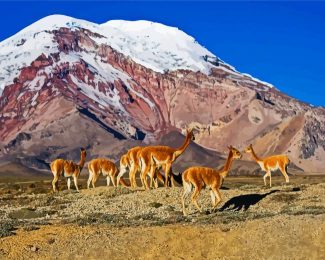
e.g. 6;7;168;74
220;190;279;211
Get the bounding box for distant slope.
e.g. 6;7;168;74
0;15;324;174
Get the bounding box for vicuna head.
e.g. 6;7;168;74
228;145;242;159
80;148;87;157
244;144;253;154
186;129;195;141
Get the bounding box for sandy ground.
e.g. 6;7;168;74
0;175;324;259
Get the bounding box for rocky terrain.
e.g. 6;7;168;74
0;15;324;174
0;15;324;260
0;175;324;259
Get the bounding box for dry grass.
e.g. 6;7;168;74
0;175;324;259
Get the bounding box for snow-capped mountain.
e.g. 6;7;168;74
0;15;324;173
0;15;211;94
0;15;272;96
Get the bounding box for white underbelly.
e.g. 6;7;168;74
64;172;73;178
152;157;168;167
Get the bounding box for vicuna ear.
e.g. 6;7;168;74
228;145;233;150
80;148;84;151
250;144;253;147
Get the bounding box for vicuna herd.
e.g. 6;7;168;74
50;129;290;216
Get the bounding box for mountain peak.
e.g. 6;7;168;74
0;15;324;172
0;14;274;96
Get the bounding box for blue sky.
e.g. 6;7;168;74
1;1;324;106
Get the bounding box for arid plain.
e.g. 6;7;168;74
0;172;324;259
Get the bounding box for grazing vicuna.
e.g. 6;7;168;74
181;146;242;216
117;146;143;188
50;148;87;192
139;129;195;189
245;144;290;187
87;158;128;188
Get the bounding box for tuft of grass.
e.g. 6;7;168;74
22;225;39;232
272;193;298;203
0;221;16;238
101;187;135;199
148;202;163;208
238;184;259;190
8;208;56;219
195;210;275;225
282;206;325;216
73;216;98;226
70;213;126;226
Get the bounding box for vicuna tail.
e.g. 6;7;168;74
285;156;290;172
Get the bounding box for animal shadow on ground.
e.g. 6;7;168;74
220;190;279;211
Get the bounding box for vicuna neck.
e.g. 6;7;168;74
222;151;235;177
174;133;191;158
78;152;86;170
250;147;261;162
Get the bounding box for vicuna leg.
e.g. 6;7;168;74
210;190;216;207
170;175;176;188
52;175;59;192
280;164;290;183
87;170;93;189
263;171;271;187
106;176;111;187
73;175;79;192
117;165;127;187
92;174;99;188
191;183;203;213
140;163;150;190
110;174;116;187
129;162;137;188
153;169;159;189
156;172;165;186
182;181;192;216
67;178;71;190
163;165;173;187
164;163;172;187
149;164;157;189
263;171;270;186
212;187;222;209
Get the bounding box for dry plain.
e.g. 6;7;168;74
0;174;324;259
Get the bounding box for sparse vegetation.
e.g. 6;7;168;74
0;175;324;259
0;221;16;238
148;202;163;208
282;205;325;216
272;193;298;203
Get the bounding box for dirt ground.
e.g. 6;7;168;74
0;175;324;259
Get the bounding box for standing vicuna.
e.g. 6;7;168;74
245;144;290;187
50;148;87;192
87;158;128;188
117;146;143;188
181;146;242;216
139;129;195;189
117;146;173;188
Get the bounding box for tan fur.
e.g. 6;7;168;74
139;129;195;189
87;158;129;188
181;146;242;216
50;148;87;192
118;154;130;186
117;146;143;188
245;144;290;187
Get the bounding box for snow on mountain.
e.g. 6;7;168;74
99;20;218;73
0;14;273;96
